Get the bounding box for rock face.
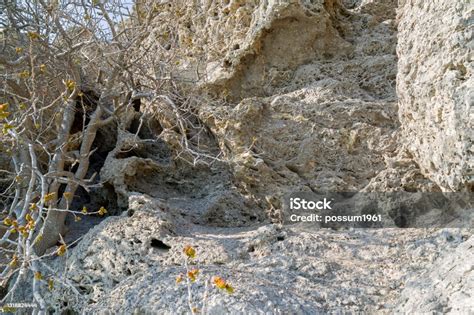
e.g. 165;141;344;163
396;235;474;314
12;0;473;313
198;0;405;217
104;0;419;224
44;194;472;314
201;0;353;100
397;0;473;192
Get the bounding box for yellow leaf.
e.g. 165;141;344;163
98;206;107;216
176;274;183;284
74;216;81;222
224;284;234;294
34;271;43;280
39;64;46;73
213;276;226;289
2;124;13;134
57;244;67;256
48;279;54;290
29;203;38;211
3;217;12;226
9;255;18;268
43;192;56;203
0;112;10;120
27;32;40;40
183;245;196;259
18;70;30;79
63;192;73;200
26;220;35;229
187;269;199;282
34;233;43;244
65;79;76;91
213;276;234;293
15;47;23;54
81;206;88;214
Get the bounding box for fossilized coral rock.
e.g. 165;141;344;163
397;0;473;192
16;0;473;312
202;85;400;216
197;0;403;218
201;0;353;100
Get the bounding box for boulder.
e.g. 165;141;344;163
397;0;473;191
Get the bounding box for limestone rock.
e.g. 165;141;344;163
358;0;397;20
100;126;262;226
43;199;471;314
198;0;403;219
396;236;474;313
201;0;353;100
397;0;473;192
10;0;473;313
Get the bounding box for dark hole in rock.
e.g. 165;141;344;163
102;183;119;213
127;209;135;217
128;115;163;140
128;117;141;135
276;235;285;242
78;286;91;294
150;238;171;250
133;98;141;112
394;215;408;228
445;234;455;242
390;205;411;228
93;122;118;155
403;186;418;193
132;238;142;244
223;59;232;68
247;245;255;253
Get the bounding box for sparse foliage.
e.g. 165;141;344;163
176;245;234;314
0;0;224;311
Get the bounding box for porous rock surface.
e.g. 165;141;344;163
37;0;473;313
397;0;473;192
46;194;472;314
396;235;474;314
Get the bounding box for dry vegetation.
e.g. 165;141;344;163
0;1;224;311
